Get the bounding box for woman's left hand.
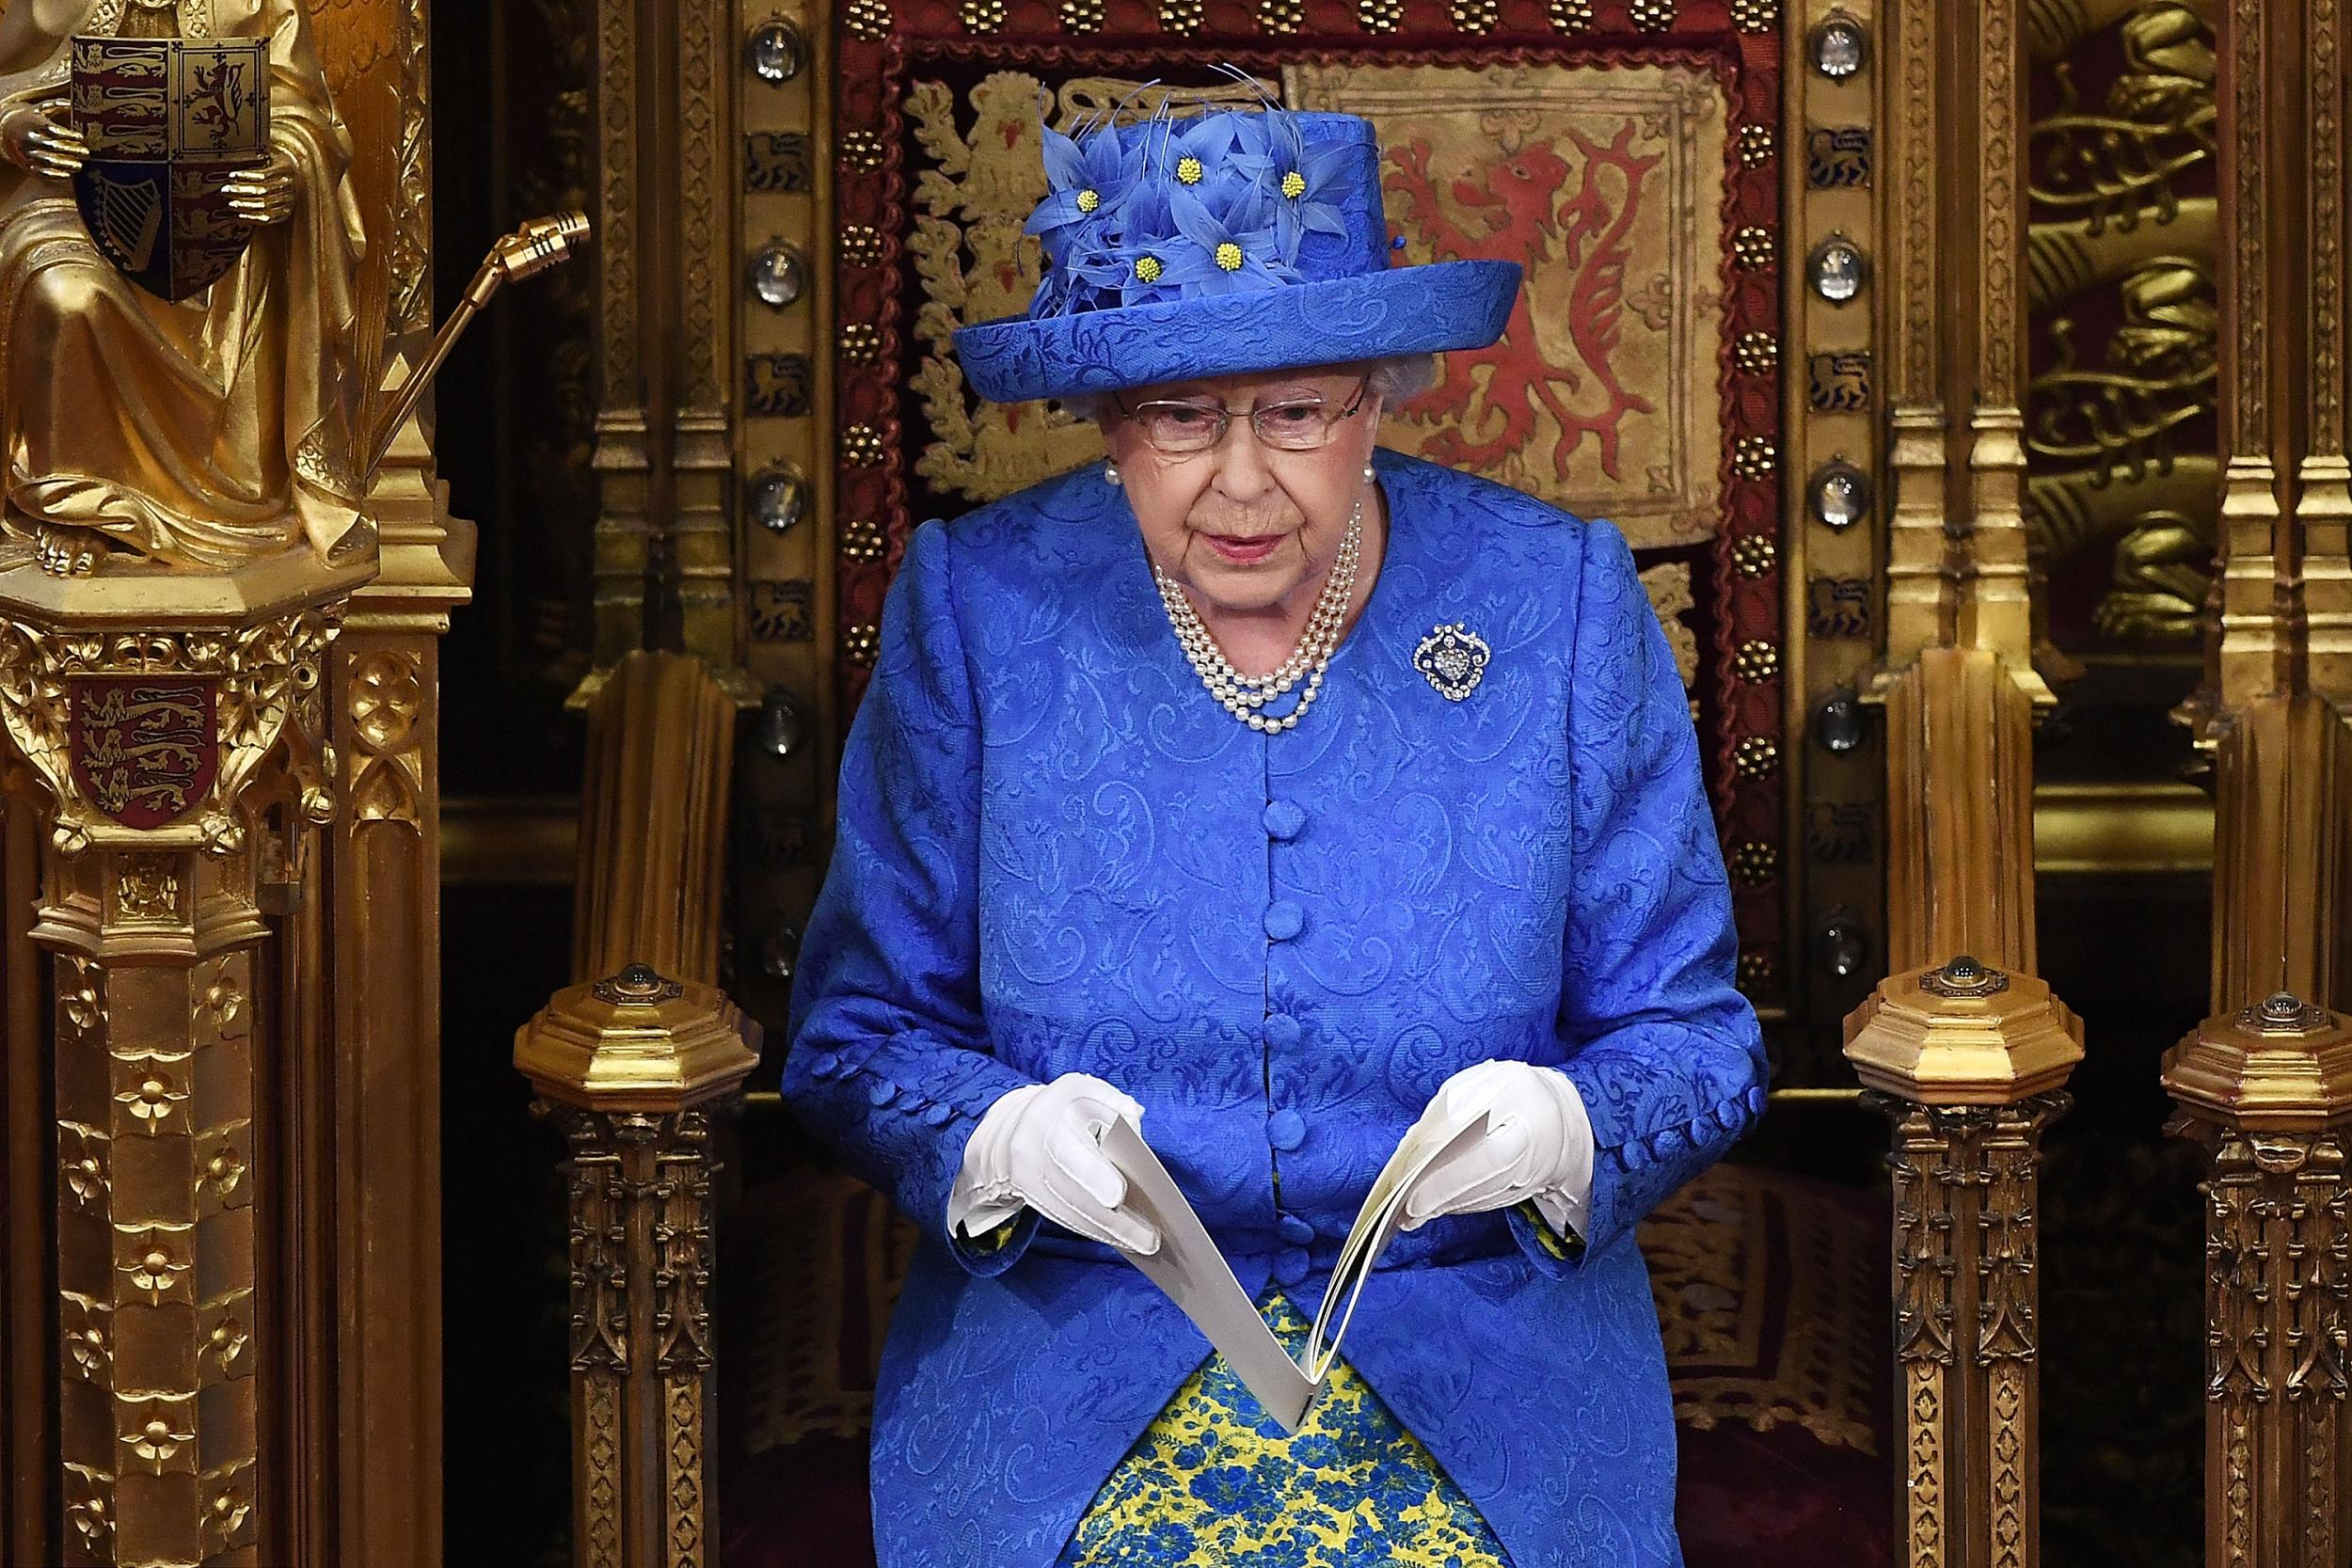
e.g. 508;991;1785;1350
1396;1060;1594;1232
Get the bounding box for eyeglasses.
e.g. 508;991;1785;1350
1115;378;1370;455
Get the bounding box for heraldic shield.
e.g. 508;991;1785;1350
68;35;270;302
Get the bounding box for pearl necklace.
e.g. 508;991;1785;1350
1153;497;1364;734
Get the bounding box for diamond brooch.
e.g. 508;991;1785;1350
1413;622;1489;701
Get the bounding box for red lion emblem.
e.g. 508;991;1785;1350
1382;122;1661;483
67;678;218;831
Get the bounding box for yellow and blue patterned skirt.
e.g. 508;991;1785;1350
1053;1291;1515;1568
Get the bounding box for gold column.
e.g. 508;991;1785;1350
1860;7;2078;1550
584;0;752;688
1870;0;2054;977
320;396;473;1568
1847;956;2085;1568
0;554;362;1568
2164;993;2352;1568
2197;0;2352;1012
570;652;738;988
516;964;759;1568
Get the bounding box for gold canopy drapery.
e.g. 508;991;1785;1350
0;0;370;569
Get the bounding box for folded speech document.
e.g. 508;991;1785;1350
1098;1108;1488;1433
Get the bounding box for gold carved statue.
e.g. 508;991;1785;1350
0;0;370;576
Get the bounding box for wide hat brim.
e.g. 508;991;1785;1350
952;260;1522;404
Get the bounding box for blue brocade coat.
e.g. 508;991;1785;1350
784;449;1769;1568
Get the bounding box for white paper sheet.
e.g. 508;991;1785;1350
1099;1106;1492;1433
1101;1117;1317;1429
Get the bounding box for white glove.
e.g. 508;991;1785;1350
946;1071;1161;1255
1398;1060;1595;1238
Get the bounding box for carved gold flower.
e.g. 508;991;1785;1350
200;970;247;1037
1732;436;1778;481
1737;952;1776;993
65;1477;110;1551
118;1069;187;1130
65;1319;109;1380
124;1240;190;1302
126;1412;196;1469
1734;639;1780;683
1546;0;1595;28
62;1151;106;1208
60;971;104;1039
1731;534;1777;578
199;1143;248;1203
845;624;882;669
206;1483;254;1546
207;1315;250;1377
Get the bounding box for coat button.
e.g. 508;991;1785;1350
810;1052;841;1078
1265;1013;1302;1048
1273;1247;1311;1288
1264;901;1304;942
1263;800;1306;840
1279;1213;1315;1245
1267;1108;1307;1150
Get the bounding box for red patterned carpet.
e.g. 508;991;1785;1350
718;1163;1892;1567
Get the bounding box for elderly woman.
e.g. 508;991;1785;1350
786;103;1766;1568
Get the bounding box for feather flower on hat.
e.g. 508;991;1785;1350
1147;185;1296;298
1233;108;1354;262
1026;120;1146;261
1025;119;1148;315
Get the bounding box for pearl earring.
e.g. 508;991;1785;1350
1104;462;1121;486
1363;465;1376;483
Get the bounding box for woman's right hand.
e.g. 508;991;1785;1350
949;1071;1160;1255
1;101;87;180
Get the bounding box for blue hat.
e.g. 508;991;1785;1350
952;105;1521;404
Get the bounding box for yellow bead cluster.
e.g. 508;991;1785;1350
1280;170;1307;199
1215;242;1244;272
1076;188;1100;214
1136;256;1164;283
1176;156;1204;185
